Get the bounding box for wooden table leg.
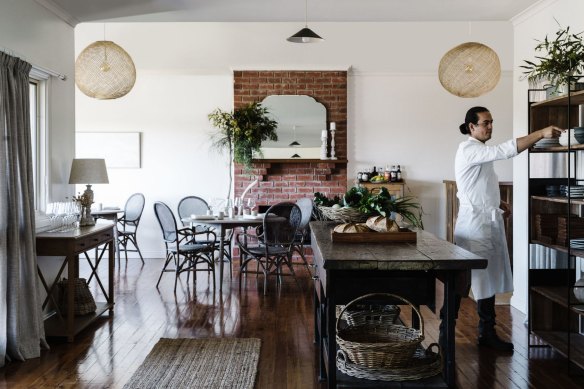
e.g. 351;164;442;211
218;226;225;292
67;255;75;342
444;272;456;388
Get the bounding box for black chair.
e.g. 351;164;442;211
154;201;216;292
237;202;302;294
117;193;145;264
292;197;313;274
177;196;233;274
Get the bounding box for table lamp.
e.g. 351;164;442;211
69;158;109;226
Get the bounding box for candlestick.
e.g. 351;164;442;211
330;122;336;131
330;129;337;160
320;130;328;160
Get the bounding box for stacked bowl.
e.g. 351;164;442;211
559;127;584;146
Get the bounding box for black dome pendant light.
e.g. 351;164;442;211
287;0;324;43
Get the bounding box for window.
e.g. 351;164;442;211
29;76;47;211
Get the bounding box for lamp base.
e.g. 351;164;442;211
79;205;95;226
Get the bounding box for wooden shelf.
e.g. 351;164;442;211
532;195;584;205
44;302;113;338
530;144;584;152
531;89;584;108
530;240;584;257
531;330;584;370
252;158;347;164
531;286;584;312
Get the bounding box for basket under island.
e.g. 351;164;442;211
310;221;487;388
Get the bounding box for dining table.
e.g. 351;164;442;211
182;214;265;291
310;221;487;388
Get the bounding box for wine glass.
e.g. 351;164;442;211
246;198;256;215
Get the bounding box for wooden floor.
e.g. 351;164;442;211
1;256;584;389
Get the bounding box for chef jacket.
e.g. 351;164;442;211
454;137;517;300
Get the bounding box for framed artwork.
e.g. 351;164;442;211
76;132;141;168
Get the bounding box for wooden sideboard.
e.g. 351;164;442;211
443;180;513;267
359;181;405;198
36;222;115;342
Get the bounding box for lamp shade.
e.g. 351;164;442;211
438;42;501;98
75;41;136;100
69;159;109;184
287;27;324;43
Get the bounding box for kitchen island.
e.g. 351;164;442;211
310;221;487;388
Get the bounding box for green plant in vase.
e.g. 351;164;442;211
209;102;278;198
520;22;584;95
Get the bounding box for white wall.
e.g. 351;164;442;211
75;21;515;258
0;0;76;202
512;0;584;313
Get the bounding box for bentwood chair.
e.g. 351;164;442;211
237;202;302;294
177;196;234;274
154;201;216;292
117;193;146;264
292;197;313;273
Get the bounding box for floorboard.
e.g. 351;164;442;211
1;256;584;388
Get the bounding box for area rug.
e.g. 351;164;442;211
123;338;261;389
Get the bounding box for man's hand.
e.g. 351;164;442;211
500;201;511;218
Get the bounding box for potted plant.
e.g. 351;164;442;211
520;23;584;95
314;186;424;229
209;102;278;197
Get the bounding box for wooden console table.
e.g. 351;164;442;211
310;221;487;388
36;222;115;342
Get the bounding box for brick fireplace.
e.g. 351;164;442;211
232;70;348;262
233;70;348;205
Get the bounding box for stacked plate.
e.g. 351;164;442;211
545;185;561;196
560;185;584;198
570;238;584;249
559;127;584;146
534;137;560;148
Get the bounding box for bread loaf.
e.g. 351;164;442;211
366;216;399;232
333;223;371;233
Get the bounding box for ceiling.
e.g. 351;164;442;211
37;0;542;25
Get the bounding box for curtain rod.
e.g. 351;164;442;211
0;47;67;81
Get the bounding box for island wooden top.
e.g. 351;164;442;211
310;221;487;271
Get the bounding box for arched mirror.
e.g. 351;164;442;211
259;95;326;159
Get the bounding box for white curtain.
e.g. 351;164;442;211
0;52;46;367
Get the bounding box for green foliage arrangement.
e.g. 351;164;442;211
209;102;278;168
520;23;584;88
314;187;424;229
209;102;278;197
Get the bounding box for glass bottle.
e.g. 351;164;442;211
390;165;397;182
397;165;402;182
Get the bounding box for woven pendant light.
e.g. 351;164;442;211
75;41;136;99
438;42;500;98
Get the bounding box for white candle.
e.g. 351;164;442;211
322;130;327;138
330;122;336;130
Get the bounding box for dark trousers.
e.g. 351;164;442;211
439;294;496;341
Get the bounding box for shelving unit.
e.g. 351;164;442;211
528;80;584;374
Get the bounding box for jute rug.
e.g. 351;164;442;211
123;338;261;389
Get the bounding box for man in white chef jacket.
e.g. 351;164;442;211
440;106;562;351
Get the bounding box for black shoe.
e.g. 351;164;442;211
478;332;514;351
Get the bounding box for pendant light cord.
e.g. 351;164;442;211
305;0;308;27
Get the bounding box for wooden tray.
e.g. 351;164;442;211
331;228;417;243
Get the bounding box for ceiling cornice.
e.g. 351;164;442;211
34;0;79;27
510;0;558;27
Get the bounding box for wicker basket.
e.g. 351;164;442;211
336;293;424;368
317;205;370;223
336;343;442;381
336;303;401;327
